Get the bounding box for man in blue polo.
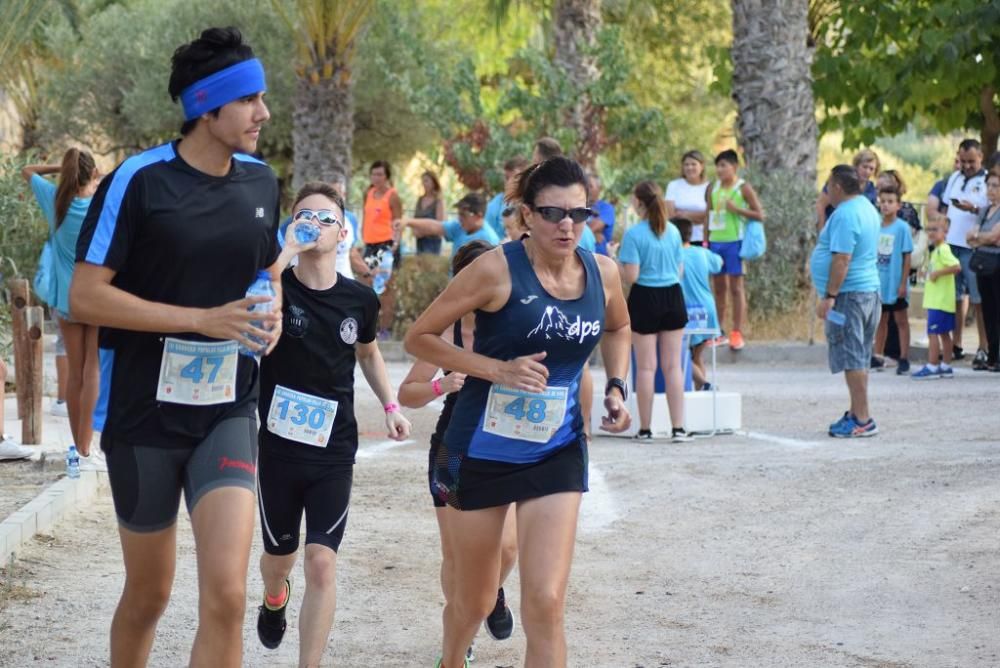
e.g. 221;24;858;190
811;165;881;438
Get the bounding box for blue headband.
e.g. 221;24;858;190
179;58;267;121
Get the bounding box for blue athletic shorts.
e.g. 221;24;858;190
927;308;956;335
709;241;743;276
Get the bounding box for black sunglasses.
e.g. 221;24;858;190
532;206;593;224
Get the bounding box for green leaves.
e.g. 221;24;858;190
814;0;1000;152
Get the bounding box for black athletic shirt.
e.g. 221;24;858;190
430;322;463;448
75;141;280;449
258;268;379;465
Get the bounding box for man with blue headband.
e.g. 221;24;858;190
71;27;292;667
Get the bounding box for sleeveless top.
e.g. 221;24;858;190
444;240;605;463
709;179;748;243
363;186;397;245
430;322;463;447
414;195;443;255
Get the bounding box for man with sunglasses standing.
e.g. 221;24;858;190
256;181;411;664
402;193;500;265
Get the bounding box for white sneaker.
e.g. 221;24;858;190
0;436;34;460
78;454;107;472
50;400;69;417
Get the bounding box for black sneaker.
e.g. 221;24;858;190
671;428;694;443
634;429;653;440
973;349;989;370
896;358;911;375
953;346;966;361
257;579;290;650
484;587;515;641
870;356;885;370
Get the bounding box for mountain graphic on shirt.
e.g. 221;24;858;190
528;305;573;340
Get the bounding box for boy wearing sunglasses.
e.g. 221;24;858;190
256;182;411;665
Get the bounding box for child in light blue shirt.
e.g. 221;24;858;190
873;188;913;374
675;218;723;390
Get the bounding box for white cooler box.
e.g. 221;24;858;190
591;390;741;437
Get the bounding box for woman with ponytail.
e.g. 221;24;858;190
23;148;102;461
618;180;692;442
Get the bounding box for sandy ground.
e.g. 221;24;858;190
0;360;998;667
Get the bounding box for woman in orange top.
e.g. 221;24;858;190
362;160;403;254
363;160;403;337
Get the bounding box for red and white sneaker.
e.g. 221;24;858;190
729;330;746;350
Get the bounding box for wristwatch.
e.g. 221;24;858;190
824;292;838;300
605;377;628;402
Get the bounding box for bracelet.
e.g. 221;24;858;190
431;378;443;397
384;402;400;414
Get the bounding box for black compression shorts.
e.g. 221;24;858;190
257;449;353;555
103;416;258;533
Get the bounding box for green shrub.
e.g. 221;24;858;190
0;152;47;283
0;152;49;353
391;253;451;339
743;168;818;317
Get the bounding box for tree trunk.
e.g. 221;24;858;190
552;0;603;170
980;86;999;158
731;0;817;183
291;73;355;190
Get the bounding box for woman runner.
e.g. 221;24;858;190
398;240;518;663
405;156;632;668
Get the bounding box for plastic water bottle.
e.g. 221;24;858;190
372;249;394;296
66;445;80;479
240;270;276;357
294;222;320;244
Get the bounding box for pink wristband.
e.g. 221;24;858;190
384;402;400;414
432;379;444;397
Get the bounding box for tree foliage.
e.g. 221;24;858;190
813;0;1000;154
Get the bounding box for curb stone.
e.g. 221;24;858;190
0;470;108;565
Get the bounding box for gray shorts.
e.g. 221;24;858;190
950;244;981;304
826;291;880;374
103;417;258;532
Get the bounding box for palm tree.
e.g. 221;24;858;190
273;0;374;188
489;0;603;169
0;0;56;149
730;0;817;182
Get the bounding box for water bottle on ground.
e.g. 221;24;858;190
66;445;80;479
240;270;276;357
372;249;394;296
294;222;320;244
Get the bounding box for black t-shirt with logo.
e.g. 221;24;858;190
75;141;280;449
258;267;379;465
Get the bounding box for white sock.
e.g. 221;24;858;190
940;363;952;371
927;364;940;372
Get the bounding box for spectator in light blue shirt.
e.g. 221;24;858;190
403;192;499;267
809;165;881;439
483;156;529;239
587;173;616;255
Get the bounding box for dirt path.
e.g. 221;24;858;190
1;362;998;667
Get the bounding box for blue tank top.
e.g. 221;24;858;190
444;240;605;463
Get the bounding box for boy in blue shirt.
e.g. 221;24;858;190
873;187;913;374
675;218;723;390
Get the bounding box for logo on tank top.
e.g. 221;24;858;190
527;305;601;344
520;295;539;304
340;317;359;345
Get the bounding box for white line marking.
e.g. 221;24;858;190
579;463;619;532
738;430;823;449
355;439;414;459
